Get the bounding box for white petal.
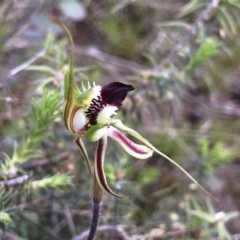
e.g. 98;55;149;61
73;108;88;133
107;126;153;159
97;105;118;124
92;85;101;99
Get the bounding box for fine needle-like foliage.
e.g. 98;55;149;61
1;1;240;239
0;87;73;229
2;88;62;172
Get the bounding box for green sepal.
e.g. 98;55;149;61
74;138;92;176
63;70;70;101
86;123;108;142
63;71;68;100
111;119;217;201
94;133;123;197
51;17;82;134
76;88;94;108
64;68;82;101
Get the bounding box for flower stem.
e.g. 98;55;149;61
87;173;103;240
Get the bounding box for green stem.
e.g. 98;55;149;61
87;173;103;240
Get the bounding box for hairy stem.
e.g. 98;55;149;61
87;173;103;240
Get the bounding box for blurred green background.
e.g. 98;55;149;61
1;0;240;239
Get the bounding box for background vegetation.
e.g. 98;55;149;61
1;0;240;239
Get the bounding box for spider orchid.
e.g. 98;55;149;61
64;80;155;196
53;17;215;200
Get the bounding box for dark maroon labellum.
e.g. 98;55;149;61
101;82;134;107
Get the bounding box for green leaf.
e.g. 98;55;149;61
205;197;215;215
189;195;202;212
222;212;239;223
101;14;122;42
6;88;61;169
43;32;55;51
179;0;206;17
30;174;72;189
25;65;55;74
217;221;232;240
0;188;15;210
0;212;11;226
138;168;159;187
184;37;219;72
157;21;191;29
227;0;240;10
188;209;215;223
218;6;237;36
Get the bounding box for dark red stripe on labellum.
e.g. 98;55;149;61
101;82;134;107
112;129;148;154
96;137;110;193
95;135;122;197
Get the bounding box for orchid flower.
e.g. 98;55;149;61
52;18;215;200
64;80;155;196
64;80;216;198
